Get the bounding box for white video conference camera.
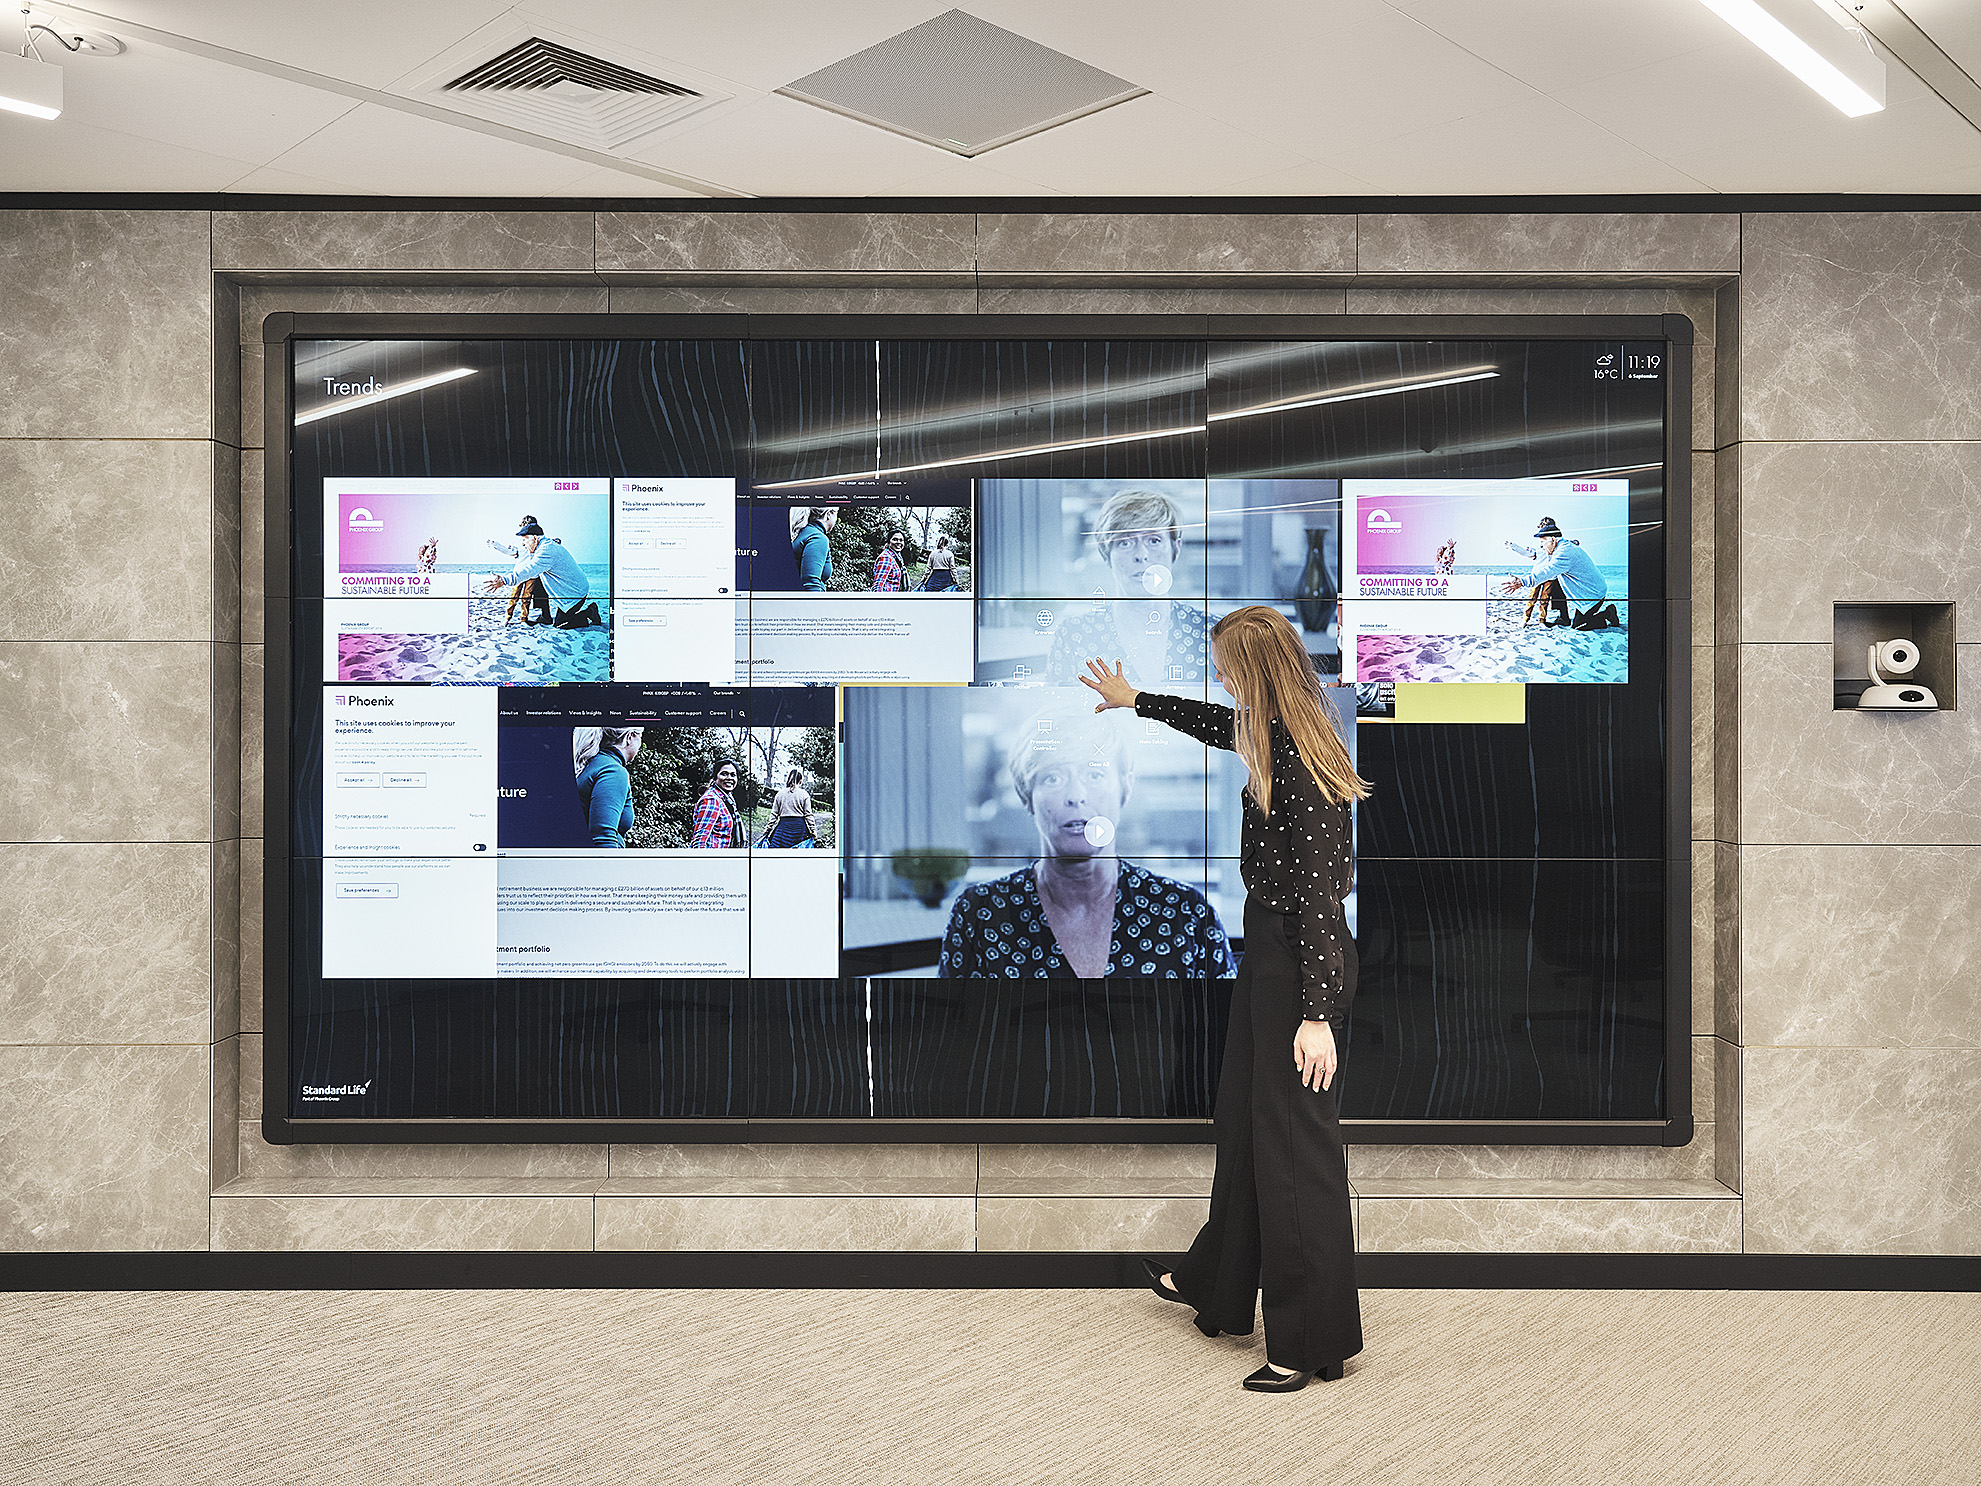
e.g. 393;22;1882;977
1857;638;1938;710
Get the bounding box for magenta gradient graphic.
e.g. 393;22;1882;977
337;493;428;568
1354;488;1451;570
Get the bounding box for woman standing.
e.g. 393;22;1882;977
922;534;958;592
1080;605;1366;1393
572;726;643;848
764;768;815;848
690;760;745;849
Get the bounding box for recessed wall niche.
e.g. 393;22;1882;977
1833;601;1957;711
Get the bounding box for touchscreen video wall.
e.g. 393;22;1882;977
279;330;1675;1127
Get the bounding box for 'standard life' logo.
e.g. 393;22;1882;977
1366;508;1403;531
300;1081;372;1102
347;506;384;531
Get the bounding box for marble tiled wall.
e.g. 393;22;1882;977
9;204;1970;1258
1723;213;1981;1256
0;210;224;1251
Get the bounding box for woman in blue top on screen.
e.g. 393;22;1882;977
572;726;643;848
1082;606;1365;1394
937;702;1232;981
792;507;836;592
1046;489;1211;686
690;761;744;849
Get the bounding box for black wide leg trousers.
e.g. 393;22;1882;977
1173;900;1363;1372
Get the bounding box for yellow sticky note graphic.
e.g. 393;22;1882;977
1391;683;1526;724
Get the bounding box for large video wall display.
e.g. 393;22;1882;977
276;328;1680;1131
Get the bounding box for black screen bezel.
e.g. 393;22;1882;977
260;310;1694;1147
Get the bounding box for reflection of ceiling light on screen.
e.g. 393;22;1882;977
293;368;477;425
1695;0;1885;116
757;370;1503;487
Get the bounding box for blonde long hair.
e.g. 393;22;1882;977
1210;606;1369;815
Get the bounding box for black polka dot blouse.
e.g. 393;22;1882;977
938;861;1235;980
1134;691;1356;1026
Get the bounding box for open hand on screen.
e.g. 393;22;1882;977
1079;657;1141;713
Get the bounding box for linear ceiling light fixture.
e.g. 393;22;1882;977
1695;0;1885;116
293;368;477;426
2;8;124;118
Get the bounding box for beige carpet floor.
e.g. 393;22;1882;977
3;1287;1977;1485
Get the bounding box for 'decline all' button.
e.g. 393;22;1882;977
382;773;427;788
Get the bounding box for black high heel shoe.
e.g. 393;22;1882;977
1242;1360;1345;1393
1141;1260;1222;1337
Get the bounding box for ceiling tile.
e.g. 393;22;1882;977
1347;94;1709;196
220;165;388;196
101;0;514;90
55;37;361;166
0;113;260;190
632;91;949;196
1662;91;1981;192
880;159;1067;197
1394;0;1736;91
1219;158;1389;197
257;102;605;196
976;93;1311;196
556;166;704;198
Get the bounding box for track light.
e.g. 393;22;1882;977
1695;0;1885;117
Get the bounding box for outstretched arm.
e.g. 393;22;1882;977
1079;658;1237;750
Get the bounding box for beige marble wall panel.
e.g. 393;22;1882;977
0;440;218;641
595;1196;973;1251
1740;845;1981;1047
606;1143;975;1191
1692;648;1714;842
234;1034;605;1182
1343;285;1710;323
241;644;263;841
0;1042;208;1250
212;278;241;450
211;1195;594;1251
241;341;265;452
242;456;264;644
237;283;609;338
210;837;239;1044
1712;441;1740;644
1692;841;1715;1037
1713;281;1739;451
978;213;1353;275
0;842;210;1044
595;212;974;274
1742;1045;1980;1254
1740;212;1981;442
1716;1038;1741;1194
0;210;212;439
0;642;211;842
211;638;241;846
1357;1195;1740;1252
239;837;263;1035
977;1144;1217;1183
211;1035;239;1191
1713;644;1739;839
976;1197;1211;1251
1355;215;1739;275
605;284;977;315
977;286;1345;315
1738;646;1981;845
1715;842;1741;1041
1691;452;1714;645
1735;441;1980;644
214;212;595;273
1347;1137;1715;1184
211;443;241;647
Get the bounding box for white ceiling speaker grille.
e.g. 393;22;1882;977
777;9;1147;156
405;21;726;155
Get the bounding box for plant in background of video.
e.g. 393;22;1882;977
891;848;970;907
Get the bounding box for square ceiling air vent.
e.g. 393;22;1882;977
777;9;1146;156
404;19;727;155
